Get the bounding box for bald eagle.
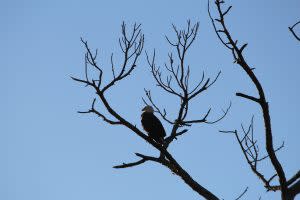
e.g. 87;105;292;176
141;105;166;144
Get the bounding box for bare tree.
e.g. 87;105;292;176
208;0;300;199
72;1;299;200
72;20;231;200
289;20;300;42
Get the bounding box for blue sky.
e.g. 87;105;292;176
1;0;300;199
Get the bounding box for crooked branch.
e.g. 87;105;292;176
209;0;288;196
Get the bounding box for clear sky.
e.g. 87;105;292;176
1;0;300;199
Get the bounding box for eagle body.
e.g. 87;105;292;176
141;107;166;144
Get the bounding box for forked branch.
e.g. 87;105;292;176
289;20;300;42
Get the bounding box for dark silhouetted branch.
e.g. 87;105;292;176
235;186;248;200
181;101;231;125
287;171;300;186
288;179;300;200
77;98;122;125
205;102;231;124
289;20;300;42
236;92;260;103
209;0;291;198
113;159;147;169
165;129;189;143
113;153;166;169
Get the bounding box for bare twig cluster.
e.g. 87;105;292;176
209;0;300;199
289;20;300;42
144;20;230;148
220;117;284;192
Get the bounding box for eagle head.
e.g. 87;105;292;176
142;105;154;113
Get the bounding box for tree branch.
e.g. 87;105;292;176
209;0;288;197
77;98;122;125
288;179;300;199
288;20;300;42
287;170;300;186
236;92;261;103
113;159;147;169
235;186;248;200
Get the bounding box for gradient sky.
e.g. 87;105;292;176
1;0;300;200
